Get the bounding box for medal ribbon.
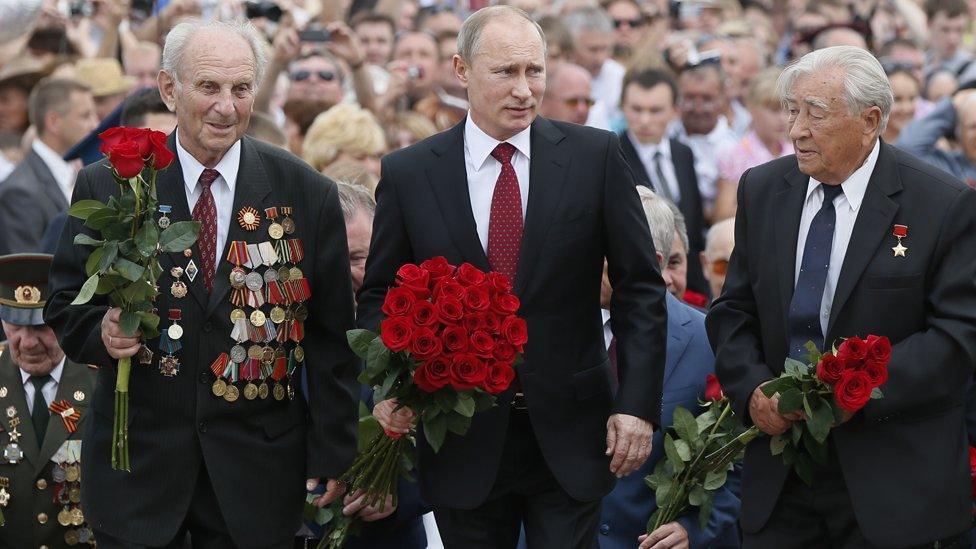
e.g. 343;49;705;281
290;321;304;343
272;356;287;380
231;318;249;343
287;353;298;375
260;362;273;380
264;321;278;342
210;353;230;377
288;239;305;263
242;358;260;381
221;361;239;382
158;331;182;354
258;242;279;266
277;319;291;343
48;401;81;434
226;241;249;267
265;207;279;221
246;243;262;269
266;281;286;305
245;289;266;308
275;239;290;263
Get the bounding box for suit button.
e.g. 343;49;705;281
203;321;213;332
41;546;49;549
199;371;209;384
36;478;47;490
599;524;610;535
37;512;48;524
198;422;207;433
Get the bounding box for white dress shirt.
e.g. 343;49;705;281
175;130;241;267
601;309;614;351
21;358;65;414
591;59;625;123
668;116;738;208
794;140;880;336
32;139;75;203
463;115;531;252
628;132;681;202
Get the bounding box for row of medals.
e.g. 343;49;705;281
52;460;92;546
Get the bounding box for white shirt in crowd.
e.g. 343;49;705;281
463;114;531;252
794;139;880;337
175;129;241;267
32;139;76;203
668;116;738;210
22;358;65;414
627;131;681;202
591;58;626;124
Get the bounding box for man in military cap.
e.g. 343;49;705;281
0;253;96;548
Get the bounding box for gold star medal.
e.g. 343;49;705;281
891;224;908;257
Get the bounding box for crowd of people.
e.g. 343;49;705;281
0;0;975;547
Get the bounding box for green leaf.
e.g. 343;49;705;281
871;387;883;399
806;397;834;444
364;338;391;381
70;274;100;305
86;207;119;231
119;311;140;337
793;453;814;486
776;388;804;414
473;391;496;412
136;311;160;338
760;376;795;398
120;281;153;304
98;242;119;274
435;390;457;414
85;248;103;277
159;220;201;252
374;369;398;402
73;234;104;247
445;413;471;435
802;429;829;465
703;469;727;490
315;507;335;526
695;409;717;435
423;414;448;453
95;275;121;295
784;358;805;376
769;434;788;456
347;329;377;358
135;221;160;257
671;406;699;445
673;439;692;461
791;422;803;445
803;340;823;364
67;199;107;220
688;484;706;506
114;258;145;282
654;478;674;505
698;493;715;531
454;392;476;418
663;435;686;473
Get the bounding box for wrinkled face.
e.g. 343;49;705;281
622;82;676;145
888;72;918;134
356;22;395;66
0;85;29;132
930;12;968;60
540;68;592;125
572;30;613;76
607;1;646;50
393;32;440;95
748;101;789;148
160;30;256;167
785;68;881;184
346;209;373;294
126;51;161;89
2;321;65;377
678;69;725;135
56;90;99;151
666;231;687;298
288;56;344;106
701;231;734;300
454;18;546;141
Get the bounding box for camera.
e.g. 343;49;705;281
407;66;424;80
130;0;155;22
298;28;332;42
69;0;95;18
244;1;283;22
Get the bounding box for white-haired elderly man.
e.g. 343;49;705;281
706;45;976;547
44;20;359;548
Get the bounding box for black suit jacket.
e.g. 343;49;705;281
619;134;708;297
0;149;69;255
44;134;359;547
705;142;976;547
357;117;668;509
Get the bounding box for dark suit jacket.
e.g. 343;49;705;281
0;148;69;255
357;116;668;509
705;142;976;547
0;354;96;549
619;134;708;297
43;134;359;547
599;294;740;549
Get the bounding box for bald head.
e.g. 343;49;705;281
813;27;867;50
701;218;735;300
541;63;593;125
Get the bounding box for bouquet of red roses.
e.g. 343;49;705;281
318;257;525;548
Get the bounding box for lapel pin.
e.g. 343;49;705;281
158;205;173;229
237;206;262;231
0;387;6;399
73;390;85;402
891;224;908;258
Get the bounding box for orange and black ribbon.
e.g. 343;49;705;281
48;401;81;434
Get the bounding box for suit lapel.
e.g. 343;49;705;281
670;140;698;217
28;150;68;211
207;137;272;317
775;166;810;330
0;352;38;468
425;121;491;272
37;362;91;471
620;134;652;186
662;299;692;385
826;143;901;338
516;117;570;293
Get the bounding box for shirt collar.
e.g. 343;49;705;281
628;132;671;162
175;128;241;195
20;357;66;386
464;114;532;172
805;139;880;212
31;139;73;191
600;308;611;325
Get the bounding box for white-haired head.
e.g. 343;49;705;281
161;19;268;90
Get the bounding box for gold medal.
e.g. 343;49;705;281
224;384;240;403
247;345;263;360
65;464;80;482
270;306;286;324
58;508;72;526
68;487;82;504
293;345;305;362
268;222;284;240
170;280;188;298
294;304;308;322
258;382;269;400
243;382;258;400
273;383;286;401
229;267;247;289
281;217;296;235
290;267;303;280
278;266;291;282
70;507;84;525
64;529;80;546
212;378;227;397
183;249;193;258
261;346;275;364
170;266;184;278
230;308;247;322
250;309;266;327
237;206;262;231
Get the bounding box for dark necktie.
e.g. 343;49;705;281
607;335;619;392
652;150;675;203
30;375;52;446
487;143;523;284
788;184;844;359
193;168;220;292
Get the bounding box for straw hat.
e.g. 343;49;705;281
0;56;47;90
74;58;136;97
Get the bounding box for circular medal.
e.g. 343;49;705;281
183;249;193;258
250;309;266;327
230;345;247;364
229;267;247;289
212;378;227;397
273;383;286;401
167;323;184;340
158;216;171;229
290;267;303;280
65;465;80;482
52;464;67;483
295;305;309;322
224;384;240;402
170;266;184;278
78;527;92;544
64;528;80;546
58;508;72;526
270;306;286;324
258;382;270;400
244;382;259;400
278;266;292;282
247;345;263;360
68;487;82;504
275;346;287;359
263;268;279;283
288;382;296;400
170;281;188;298
285;308;295;321
262;346;275;364
245;272;264;292
268;222;285;240
293;345;305;362
70;507;84;525
237;207;261;231
230;308;247;323
281;217;296;234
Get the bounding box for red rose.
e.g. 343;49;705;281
863;360;888;388
414;356;451;393
449;353;488;391
380;316;413;352
106;141;146;179
865;334;891;367
457;262;487;286
462;312;486;333
816;353;845;385
470;330;495;357
464;285;491;312
704;373;724;402
682;290;708;308
482;362;516;394
410;301;439;327
435;297;464;325
396;263;430;298
836;337;868;369
833;369;873;412
501;316;528;349
409;327;442;361
486;271;513;294
442;326;469;353
493;342;516;365
98;127;128;154
126;127;153;157
491;294;520;315
433;279;465;301
420;256;454;282
148;130;174;169
381;286;416;317
483;312;502;332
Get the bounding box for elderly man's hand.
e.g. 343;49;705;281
341;489;397;521
749;382;800;436
606;413;653;477
373;398;416;434
101;308;142;359
638;522;689;549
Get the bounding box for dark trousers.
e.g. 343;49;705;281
433;411;601;549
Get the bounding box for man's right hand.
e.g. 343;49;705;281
101;308;142;359
748;382;799;436
373;398;416;434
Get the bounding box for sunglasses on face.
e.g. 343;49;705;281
291;70;336;82
563;97;596;108
613;17;647;29
710;259;729;276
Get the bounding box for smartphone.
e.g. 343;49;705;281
298;28;332;42
130;0;155;22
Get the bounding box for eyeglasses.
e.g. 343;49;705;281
613;17;647;29
291;70;336;82
710;259;729;275
678;96;721;110
562;97;596;108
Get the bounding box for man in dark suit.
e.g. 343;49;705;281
618;69;708;299
706;46;976;548
43;20;359;548
0;79;98;255
0;253;97;549
359;6;668;548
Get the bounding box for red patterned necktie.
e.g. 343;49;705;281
487;143;523;284
193;168;219;292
